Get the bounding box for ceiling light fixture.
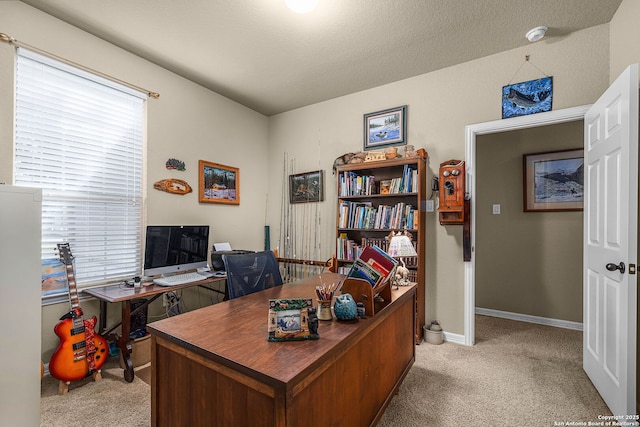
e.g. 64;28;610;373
526;26;548;43
285;0;318;13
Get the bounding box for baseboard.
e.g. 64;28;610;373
475;307;583;331
443;331;465;345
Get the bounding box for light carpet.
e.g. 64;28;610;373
40;362;150;427
40;315;610;426
378;315;610;426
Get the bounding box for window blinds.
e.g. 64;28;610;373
15;48;145;288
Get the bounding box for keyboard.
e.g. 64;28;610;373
153;272;211;287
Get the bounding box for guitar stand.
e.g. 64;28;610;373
58;370;102;395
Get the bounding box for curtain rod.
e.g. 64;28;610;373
0;32;159;99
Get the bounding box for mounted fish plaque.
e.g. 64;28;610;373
501;76;553;119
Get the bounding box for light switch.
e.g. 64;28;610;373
492;204;501;215
426;200;435;212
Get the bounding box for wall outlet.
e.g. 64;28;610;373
492;204;501;215
162;294;168;307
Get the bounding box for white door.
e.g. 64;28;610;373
584;64;638;416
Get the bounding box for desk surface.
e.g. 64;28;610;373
83;276;226;303
148;272;416;426
148;272;415;386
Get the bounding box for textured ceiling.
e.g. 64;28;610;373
20;0;622;116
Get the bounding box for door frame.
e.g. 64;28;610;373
463;105;591;346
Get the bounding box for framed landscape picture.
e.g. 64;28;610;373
199;160;239;205
289;170;324;204
523;148;584;212
364;105;407;150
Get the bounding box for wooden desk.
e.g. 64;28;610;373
148;272;416;427
83;276;225;382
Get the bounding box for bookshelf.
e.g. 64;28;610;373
336;156;426;343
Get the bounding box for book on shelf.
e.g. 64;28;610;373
339;171;376;196
361;237;418;268
338;200;416;230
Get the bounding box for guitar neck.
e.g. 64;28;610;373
63;259;85;333
65;263;81;310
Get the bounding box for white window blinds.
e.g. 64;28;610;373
15;48;145;289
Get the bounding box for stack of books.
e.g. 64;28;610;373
345;245;398;288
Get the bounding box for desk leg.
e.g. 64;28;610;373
118;300;135;383
98;300;108;335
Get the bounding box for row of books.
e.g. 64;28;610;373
361;237;418;268
337;233;361;261
338;235;419;267
337;165;418;197
338;201;417;230
338;172;376;196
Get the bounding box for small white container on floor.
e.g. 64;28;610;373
424;326;444;345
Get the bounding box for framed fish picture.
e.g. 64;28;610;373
502;77;553;119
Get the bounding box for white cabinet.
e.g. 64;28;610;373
0;185;42;426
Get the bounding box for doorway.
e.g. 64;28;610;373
474;121;584;330
464;105;590;346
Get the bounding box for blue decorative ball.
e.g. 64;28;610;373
333;294;357;320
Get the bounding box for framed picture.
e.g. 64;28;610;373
289;170;324;204
363;105;407;150
198;160;239;205
523;148;584;212
268;298;319;341
502;77;553;119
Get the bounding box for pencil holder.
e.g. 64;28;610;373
317;299;333;321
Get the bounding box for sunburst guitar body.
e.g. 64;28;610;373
49;315;108;382
48;243;109;382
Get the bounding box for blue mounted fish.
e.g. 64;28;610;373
502;76;553;119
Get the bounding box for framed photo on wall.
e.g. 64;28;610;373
289;170;324;204
523;148;583;212
363;105;407;150
502;77;553;119
199;160;240;205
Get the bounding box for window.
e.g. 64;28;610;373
15;48;145;295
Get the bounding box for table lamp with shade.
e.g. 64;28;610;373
387;230;417;287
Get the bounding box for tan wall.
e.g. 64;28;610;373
268;24;610;335
0;2;268;361
2;1;629;361
475;122;583;322
610;0;640;83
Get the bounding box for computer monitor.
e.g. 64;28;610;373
143;225;210;277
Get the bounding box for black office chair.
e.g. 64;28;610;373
222;250;284;299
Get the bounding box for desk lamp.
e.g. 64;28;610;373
387;230;417;287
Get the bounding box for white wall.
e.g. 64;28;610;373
0;1;269;359
268;24;611;335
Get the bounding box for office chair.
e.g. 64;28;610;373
222;250;284;299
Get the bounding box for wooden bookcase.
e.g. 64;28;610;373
336;156;426;343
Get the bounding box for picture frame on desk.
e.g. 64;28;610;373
268;298;319;341
199;160;240;205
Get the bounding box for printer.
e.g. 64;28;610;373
210;249;254;272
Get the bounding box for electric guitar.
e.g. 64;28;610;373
49;243;108;382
